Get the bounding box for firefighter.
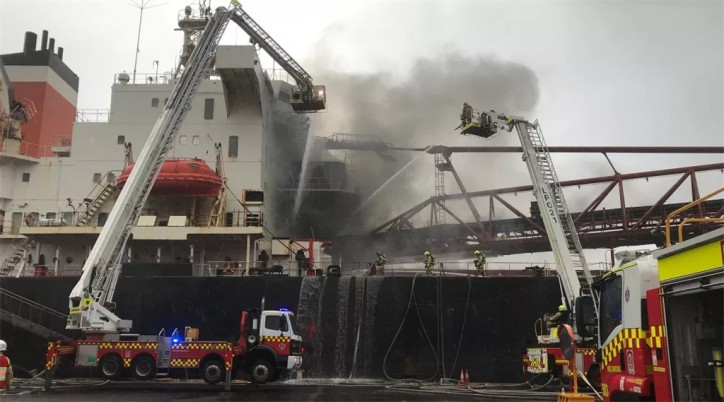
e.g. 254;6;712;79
424;251;436;276
375;251;386;276
546;304;569;330
473;250;486;276
460;102;473;126
0;340;12;393
295;249;306;277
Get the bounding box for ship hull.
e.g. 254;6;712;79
0;274;558;382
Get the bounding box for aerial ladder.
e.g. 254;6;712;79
229;3;326;112
66;6;234;333
457;108;600;380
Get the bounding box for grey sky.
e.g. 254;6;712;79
1;0;722;224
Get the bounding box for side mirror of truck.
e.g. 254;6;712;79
575;295;595;339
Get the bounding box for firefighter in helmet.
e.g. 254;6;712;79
0;340;12;393
460;102;473;127
473;250;486;276
546;304;570;330
375;251;386;276
424;251;436;276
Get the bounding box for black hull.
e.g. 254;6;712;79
0;275;558;382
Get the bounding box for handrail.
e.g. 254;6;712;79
665;187;724;246
0;287;67;319
677;218;724;244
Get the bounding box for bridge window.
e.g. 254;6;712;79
117;135;125;145
151;97;160;107
22;173;30;182
92;173;102;183
228;136;238;157
204;98;214;120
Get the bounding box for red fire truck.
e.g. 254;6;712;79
591;226;723;401
46;307;303;385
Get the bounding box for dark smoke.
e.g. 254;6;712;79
314;51;540;229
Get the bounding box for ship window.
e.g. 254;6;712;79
92;173;102;183
98;212;109;226
117;135;125;144
179;135;187;145
46;212;56;220
204;98;214;120
22;173;30;182
151;97;159;107
228;136;238;157
192;135;200;145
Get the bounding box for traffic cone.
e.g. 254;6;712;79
459;368;469;385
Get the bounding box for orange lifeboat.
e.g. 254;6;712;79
117;158;222;197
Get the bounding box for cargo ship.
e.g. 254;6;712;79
0;5;562;383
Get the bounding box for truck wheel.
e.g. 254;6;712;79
131;355;156;381
201;360;225;385
250;359;275;384
100;354;124;380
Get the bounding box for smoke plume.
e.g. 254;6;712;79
313;51;541;229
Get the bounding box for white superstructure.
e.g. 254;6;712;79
0;10;320;278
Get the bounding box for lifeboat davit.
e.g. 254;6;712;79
117;158;222;197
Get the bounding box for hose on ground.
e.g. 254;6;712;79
382;274;439;383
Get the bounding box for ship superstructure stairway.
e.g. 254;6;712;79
76;173;117;227
0;237;36;277
0;287;71;340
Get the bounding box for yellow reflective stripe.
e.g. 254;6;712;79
0;367;6;381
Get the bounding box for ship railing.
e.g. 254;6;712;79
14;264;84;278
0;138;74;158
195;260;290;277
332;260;610;278
114;71;222;86
264;68;295;85
75;109;110;122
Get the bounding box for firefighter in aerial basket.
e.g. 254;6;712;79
460;102;473;127
424;251;436;276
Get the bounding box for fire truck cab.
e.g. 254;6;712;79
594;228;724;401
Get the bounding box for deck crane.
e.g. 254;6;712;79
229;4;326;112
457;109;600;380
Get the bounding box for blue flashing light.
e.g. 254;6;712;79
279;308;290;312
172;338;181;343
